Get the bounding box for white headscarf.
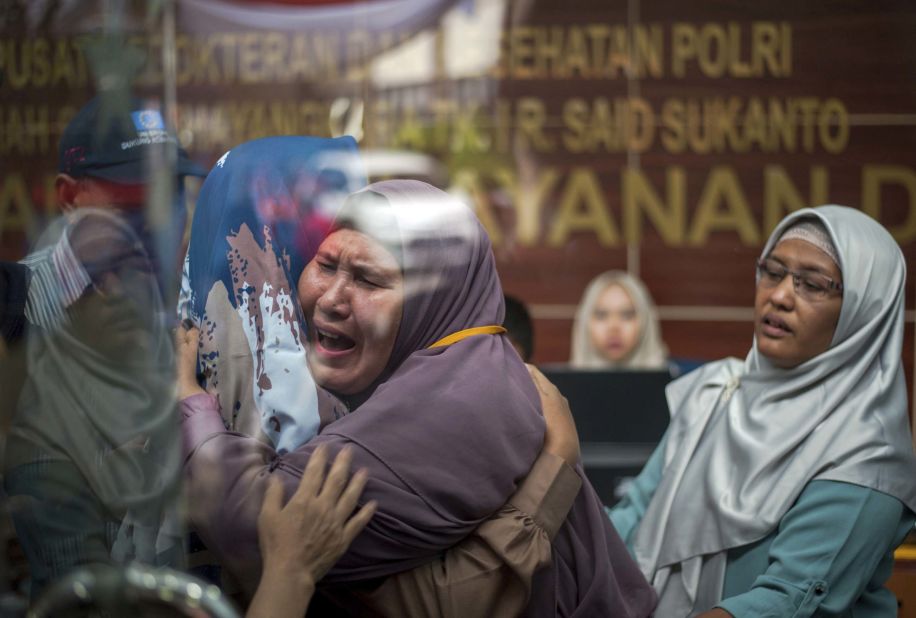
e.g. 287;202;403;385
632;205;916;616
570;270;668;369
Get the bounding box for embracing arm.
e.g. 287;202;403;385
180;393;442;593
351;452;580;617
713;480;914;617
180;362;582;615
346;365;582;617
181;392;578;613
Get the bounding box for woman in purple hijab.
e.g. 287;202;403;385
179;180;654;616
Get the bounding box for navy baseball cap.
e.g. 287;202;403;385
59;96;206;183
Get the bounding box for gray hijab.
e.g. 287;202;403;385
632;205;916;615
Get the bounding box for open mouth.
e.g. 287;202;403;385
317;327;356;353
761;314;792;336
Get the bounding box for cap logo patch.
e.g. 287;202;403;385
132;110;165;131
122;109;174;151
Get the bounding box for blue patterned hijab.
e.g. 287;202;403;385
179;136;365;452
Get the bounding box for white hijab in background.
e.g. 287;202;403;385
570;270;668;369
632;205;916;616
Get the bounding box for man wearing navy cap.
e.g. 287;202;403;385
56;97;204;208
2;96;205;348
53;97;206;300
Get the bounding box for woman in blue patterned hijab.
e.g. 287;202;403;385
179;136;365;452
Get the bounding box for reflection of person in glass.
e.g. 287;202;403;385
4;210;182;599
607;207;916;616
570;271;668;369
1;96;199;599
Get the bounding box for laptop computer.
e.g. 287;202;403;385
539;367;673;506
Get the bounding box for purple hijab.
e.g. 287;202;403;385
185;180;654;616
319;181;654;615
305;180;547;575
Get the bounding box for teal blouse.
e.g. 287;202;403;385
607;435;915;617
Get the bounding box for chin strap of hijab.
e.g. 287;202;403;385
428;325;506;349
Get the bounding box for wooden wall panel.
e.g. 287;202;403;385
2;0;915;422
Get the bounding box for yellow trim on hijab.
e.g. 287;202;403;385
428;326;507;349
896;545;916;561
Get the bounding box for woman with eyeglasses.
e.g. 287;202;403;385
606;205;916;617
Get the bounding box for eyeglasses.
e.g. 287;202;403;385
756;257;843;301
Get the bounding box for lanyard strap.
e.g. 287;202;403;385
427;325;507;349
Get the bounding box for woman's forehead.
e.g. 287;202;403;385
597;283;635;306
321;228;399;270
770;238;842;277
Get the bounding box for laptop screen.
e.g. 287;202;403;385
539;367;673;505
539;367;672;443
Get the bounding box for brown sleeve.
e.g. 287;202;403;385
355;452;582;618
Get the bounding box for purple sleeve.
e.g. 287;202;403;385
179;393;226;457
178;395;474;596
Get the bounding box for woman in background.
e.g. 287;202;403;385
570;271;668;370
